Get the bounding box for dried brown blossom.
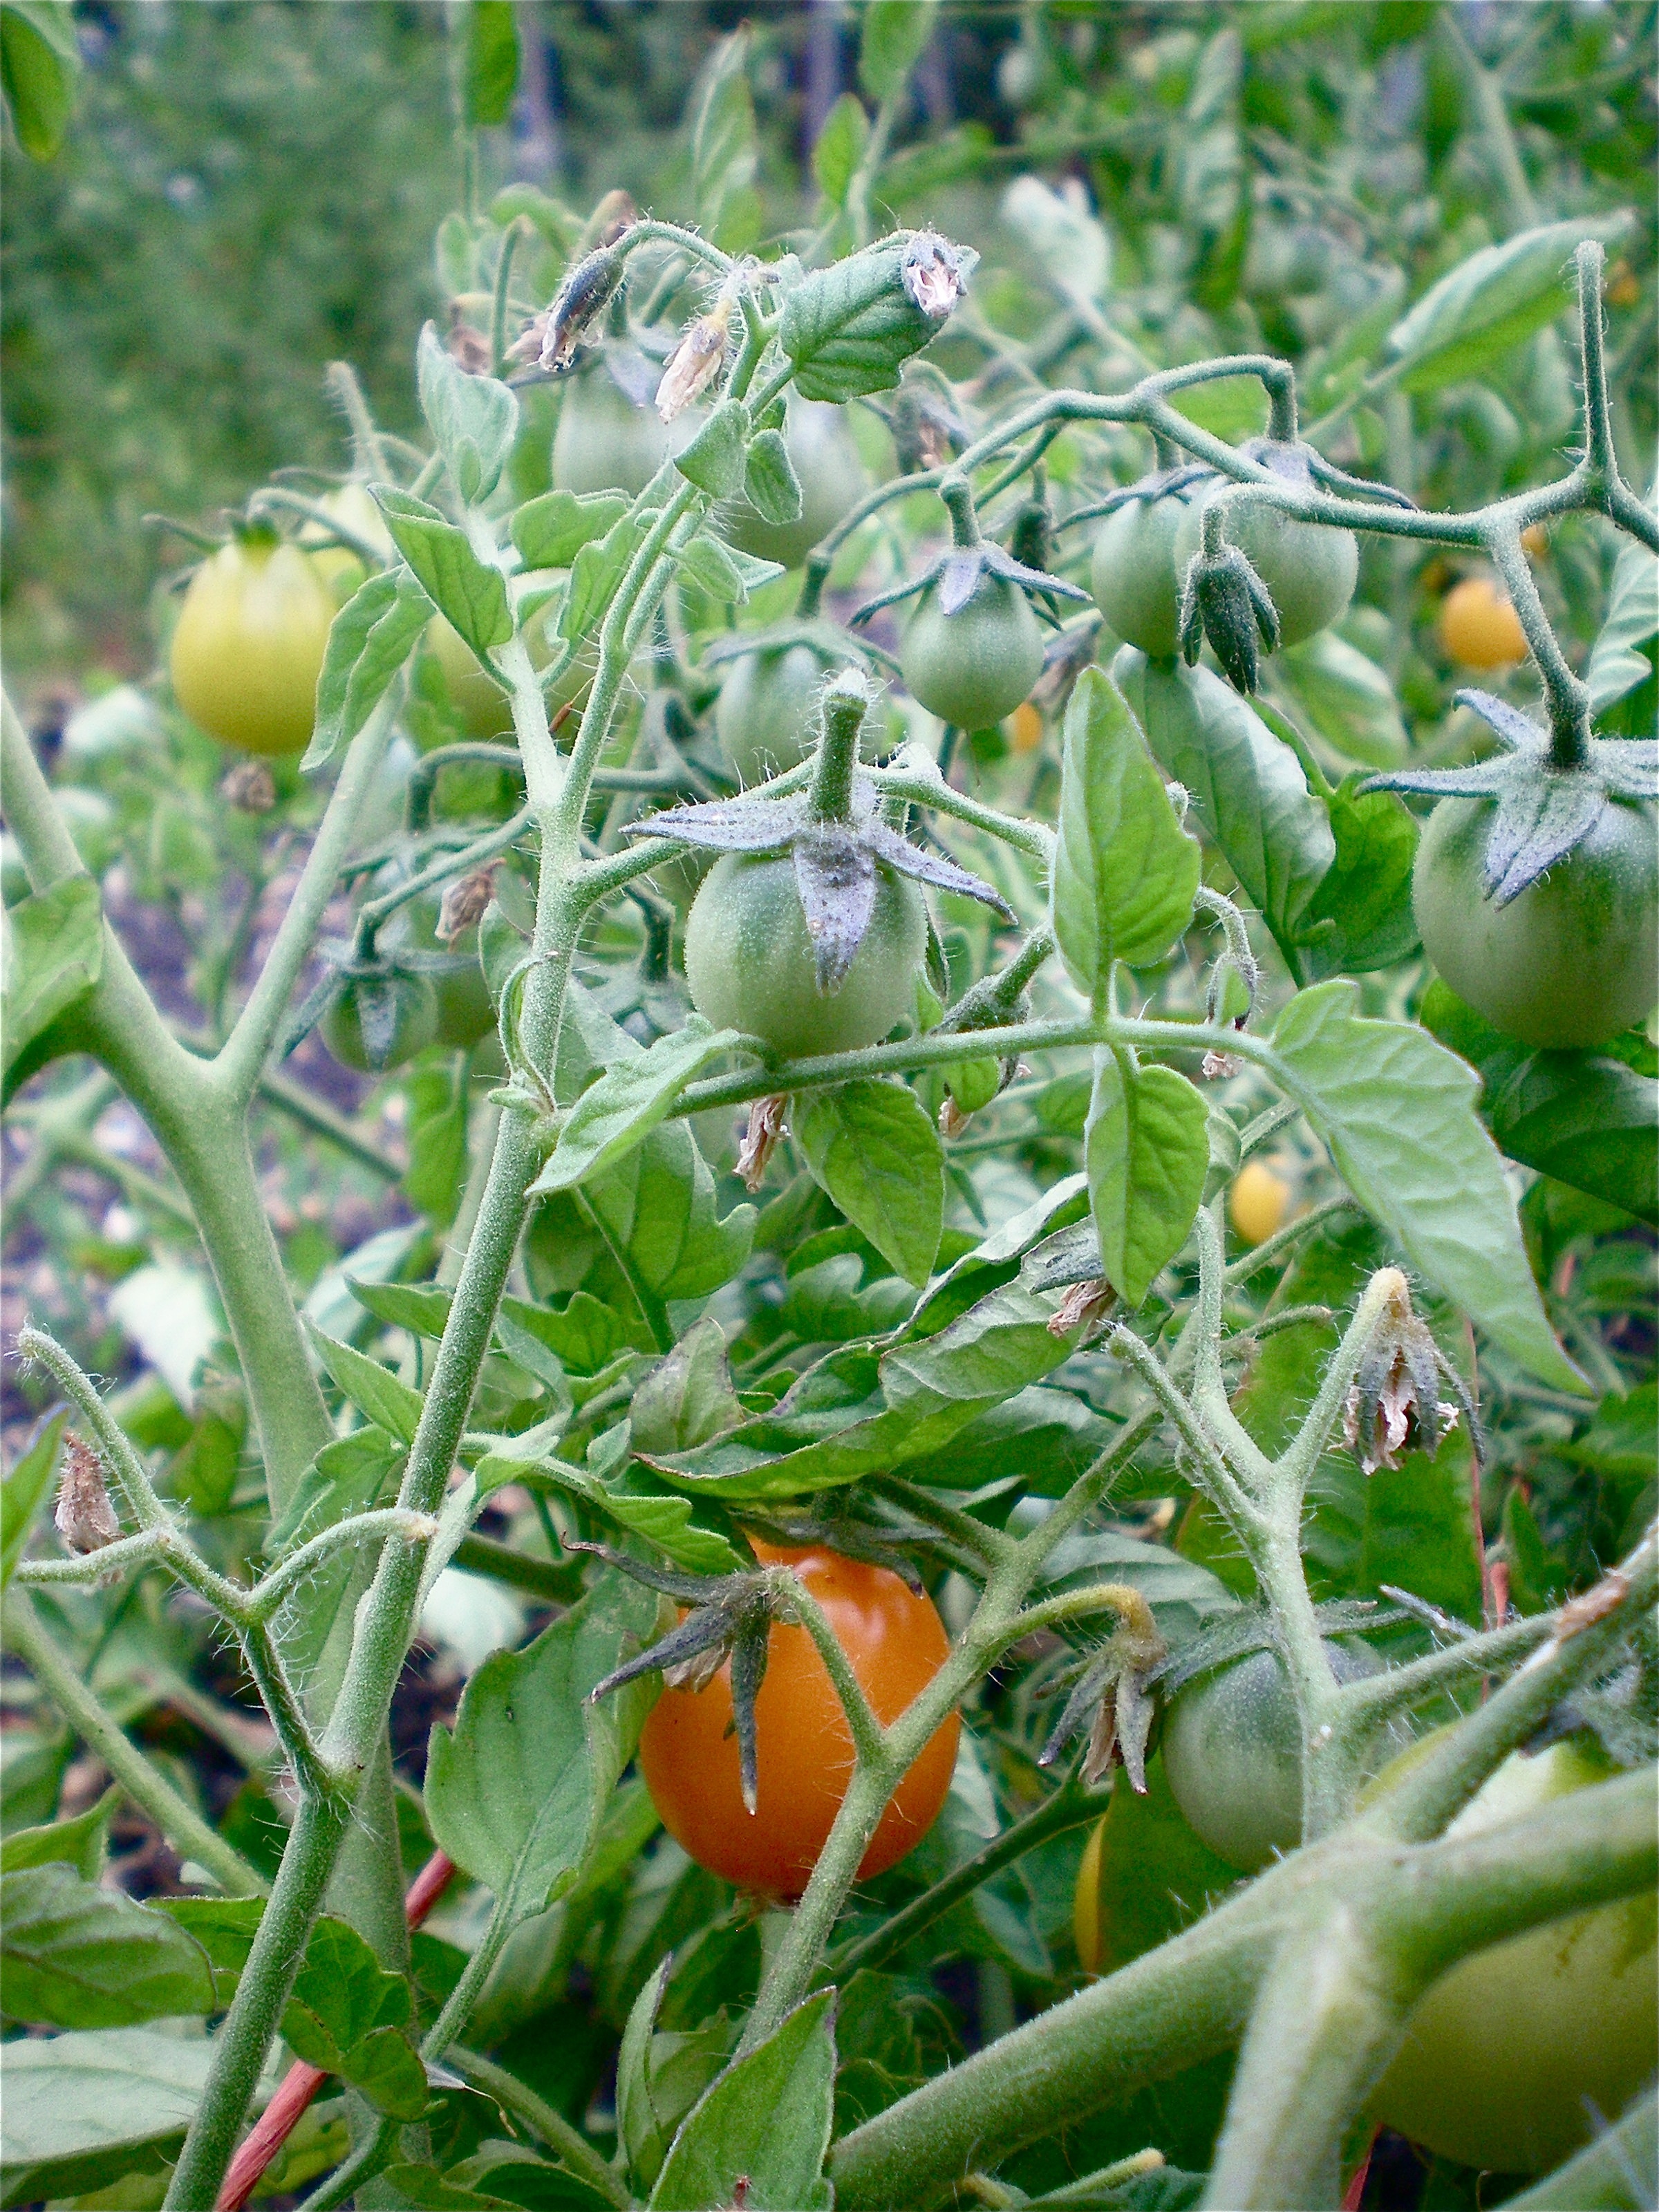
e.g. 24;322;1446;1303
220;760;276;814
446;303;493;376
1201;1049;1244;1081
1342;1269;1464;1475
539;246;626;373
1049;1277;1118;1342
55;1435;121;1555
437;865;499;945
656;293;734;422
736;1094;788;1193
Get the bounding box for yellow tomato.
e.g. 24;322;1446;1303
1519;522;1549;557
1073;1817;1106;1974
1009;700;1044;753
1229;1160;1290;1246
1439;576;1528;671
169;536;336;757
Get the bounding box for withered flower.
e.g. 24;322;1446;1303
446;303;493;376
1048;1277;1118;1342
902;230;972;320
656;292;735;423
736;1094;788;1193
1038;1586;1168;1791
1342;1269;1472;1476
437;865;498;945
220;760;276;814
539;246;626;374
55;1435;121;1556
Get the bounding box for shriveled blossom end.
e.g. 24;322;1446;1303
55;1435;121;1555
737;1094;788;1192
437;865;498;944
902;231;972;319
539;246;627;373
1342;1268;1466;1476
656;292;735;422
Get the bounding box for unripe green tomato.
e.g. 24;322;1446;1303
719;400;866;573
552;368;697;498
901;573;1044;729
1369;1734;1658;2173
684;851;926;1060
319;973;439;1074
714;643;834;786
1414;795;1658;1049
400;894;496;1052
1089;480;1206;657
1161;1641;1384;1873
170;538;337;757
425;603;587;747
1172;443;1358;646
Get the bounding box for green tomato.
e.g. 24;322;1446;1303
1370;1734;1658;2173
169;536;336;758
1172;442;1358;646
1161;1641;1384;1873
683;851;926;1060
1089;477;1207;658
714;643;835;787
901;572;1044;729
718;400;866;573
1414;794;1658;1049
552;366;696;498
319;972;438;1074
402;894;496;1052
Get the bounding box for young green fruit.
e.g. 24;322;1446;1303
714;643;836;786
684;851;926;1060
319;973;439;1074
1089;478;1206;658
1369;1734;1658;2173
1414;794;1658;1049
552;366;696;498
901;572;1044;729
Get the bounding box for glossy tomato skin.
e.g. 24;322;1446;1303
718;400;865;573
639;1539;960;1896
1089;482;1205;658
1370;1736;1658;2173
1173;444;1357;647
1162;1642;1382;1873
319;973;439;1074
714;643;832;787
1414;794;1658;1049
684;850;926;1060
1439;575;1528;669
901;574;1044;729
170;538;336;757
1228;1161;1290;1247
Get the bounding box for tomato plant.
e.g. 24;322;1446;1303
3;10;1656;2212
639;1538;959;1896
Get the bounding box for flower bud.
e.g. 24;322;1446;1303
1178;542;1281;695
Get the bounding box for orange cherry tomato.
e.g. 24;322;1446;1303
637;1537;960;1897
1438;576;1528;670
1228;1159;1290;1247
1009;700;1044;753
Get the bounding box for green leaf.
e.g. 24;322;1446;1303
1085;1752;1240;1978
794;1080;944;1285
689;30;759;252
530;1016;744;1197
0;1864;216;2030
348;1277;453;1339
650;1989;836;2211
1038;1530;1239;1646
1268;630;1409;769
1421;981;1658;1227
1586;528;1658;732
1114;649;1334;966
425;1571;659;1924
305;565;432;770
859;0;939;102
560;509;645;646
1;874;102;1098
0;1;79;162
674;399;748;500
651;1271;1078;1500
304;1322;425;1444
282;1916;426;2119
1;1410;65;1591
1300;774;1420;979
780;237;977;404
498;1291;626;1376
417;321;518;505
1051;667;1200;1003
600;1488;746;1577
377;2164;520;2211
1085;1049;1210;1307
1304;1424;1484;1624
0;2025;278;2204
1;1785;115;1880
462;0;518;128
1270;980;1584;1391
630;1317;744;1458
265;1426;402;1557
511;488;628;572
743;427;805;528
374;487;512;662
675;532;751;605
1384;214;1633;393
812;92;870;209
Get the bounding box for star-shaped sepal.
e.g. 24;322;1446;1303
1035;1585;1168;1793
1362;688;1658;905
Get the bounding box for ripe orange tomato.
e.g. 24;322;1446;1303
638;1537;959;1897
1439;576;1528;670
1228;1160;1290;1246
1009;700;1044;753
